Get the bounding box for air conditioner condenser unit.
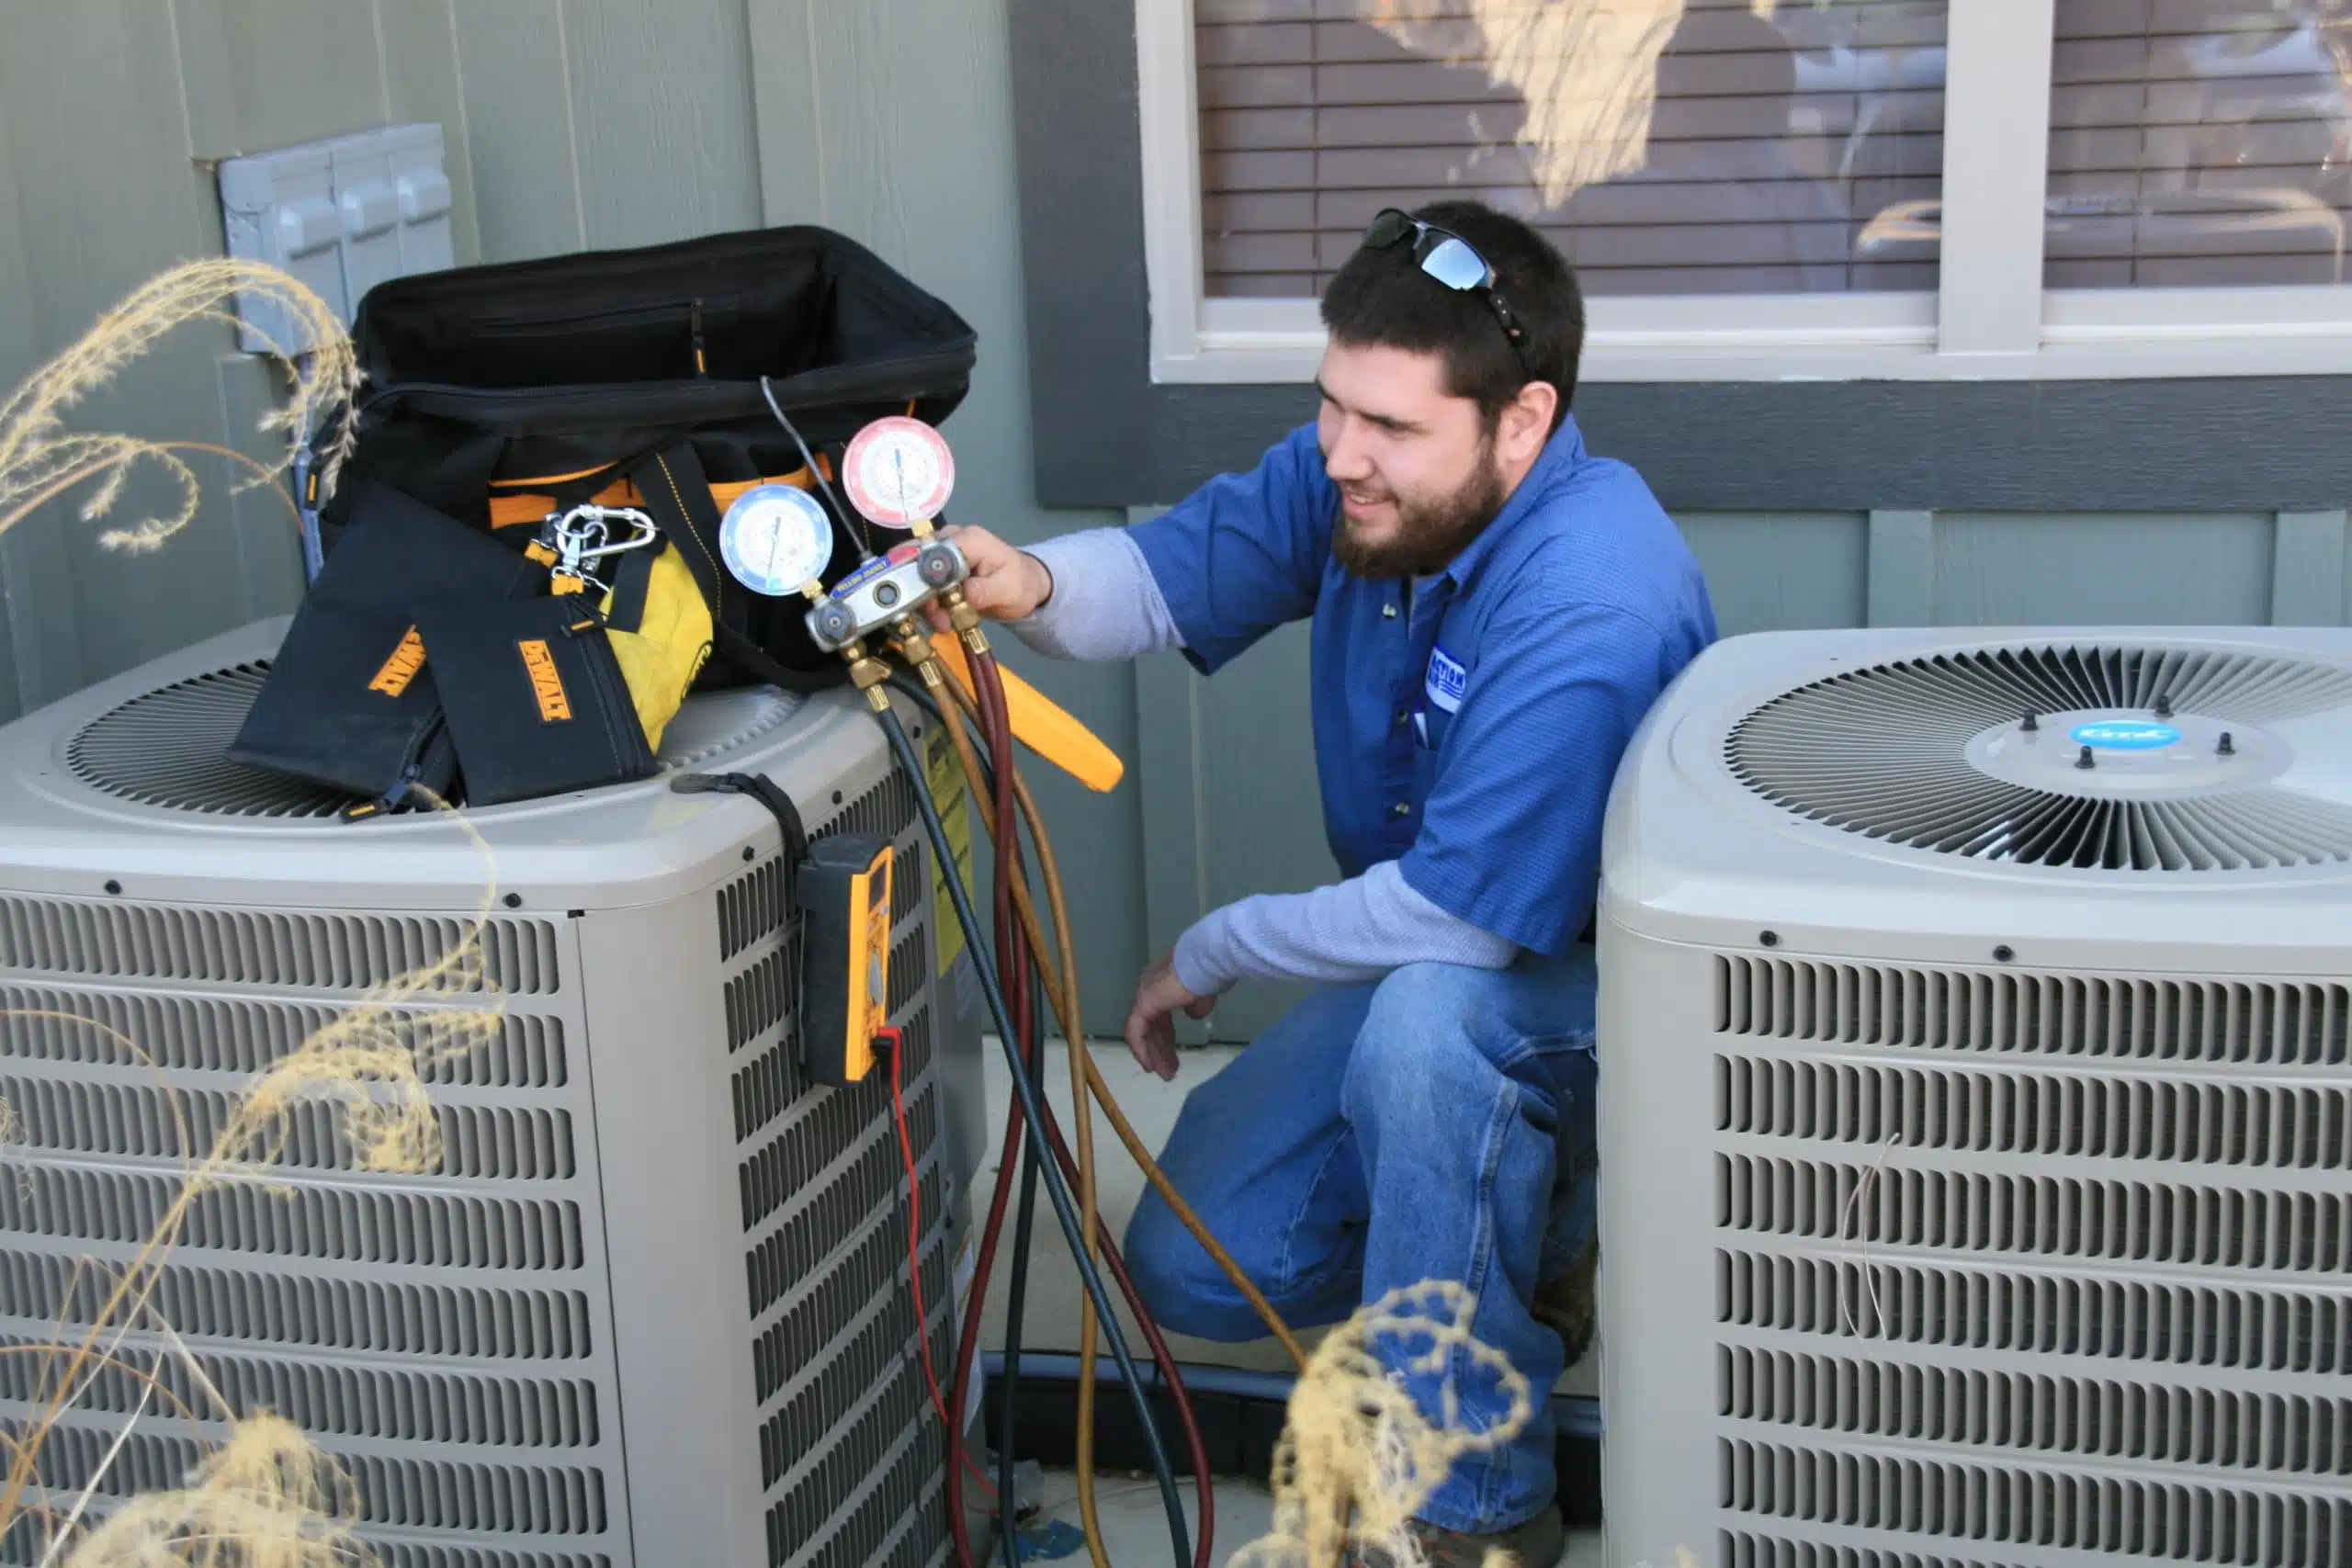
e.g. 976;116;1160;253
0;618;989;1568
1599;628;2352;1568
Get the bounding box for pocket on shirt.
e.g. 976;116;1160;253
1410;725;1441;803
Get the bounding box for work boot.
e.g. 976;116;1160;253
1350;1506;1567;1568
1532;1235;1599;1368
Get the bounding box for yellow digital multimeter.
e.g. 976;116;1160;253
800;833;895;1085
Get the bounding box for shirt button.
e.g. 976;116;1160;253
1382;603;1398;619
1393;801;1411;818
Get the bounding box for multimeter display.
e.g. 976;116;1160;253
800;832;895;1086
846;849;893;1081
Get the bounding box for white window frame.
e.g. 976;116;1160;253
1140;0;2352;384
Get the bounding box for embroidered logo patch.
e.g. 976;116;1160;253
517;639;573;723
1424;645;1467;714
368;626;425;697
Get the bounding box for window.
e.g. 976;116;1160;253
2048;0;2352;289
1136;0;2352;381
1198;0;1947;298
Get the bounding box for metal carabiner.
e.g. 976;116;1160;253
541;504;660;591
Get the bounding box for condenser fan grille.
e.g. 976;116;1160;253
1727;644;2352;872
66;664;350;818
64;662;808;818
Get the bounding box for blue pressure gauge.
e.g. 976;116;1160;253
719;483;835;596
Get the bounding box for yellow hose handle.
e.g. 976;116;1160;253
928;635;1125;793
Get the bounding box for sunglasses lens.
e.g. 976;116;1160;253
1420;236;1488;291
1364;210;1412;248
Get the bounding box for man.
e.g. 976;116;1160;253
949;200;1715;1566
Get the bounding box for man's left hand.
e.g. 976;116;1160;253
1124;953;1216;1082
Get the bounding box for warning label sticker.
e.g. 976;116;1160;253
923;728;973;976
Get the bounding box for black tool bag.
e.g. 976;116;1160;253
329;223;978;692
232;225;976;813
228;482;548;807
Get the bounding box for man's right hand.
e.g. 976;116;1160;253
937;525;1054;621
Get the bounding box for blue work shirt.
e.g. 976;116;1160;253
1128;415;1716;957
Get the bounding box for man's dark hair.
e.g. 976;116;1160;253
1319;199;1585;434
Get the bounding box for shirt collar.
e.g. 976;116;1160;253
1435;412;1588;593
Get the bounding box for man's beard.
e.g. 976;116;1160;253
1331;439;1510;579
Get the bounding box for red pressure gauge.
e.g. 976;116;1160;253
842;416;956;529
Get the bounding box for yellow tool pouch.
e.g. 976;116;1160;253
597;542;714;752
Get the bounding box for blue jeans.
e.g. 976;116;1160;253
1124;950;1600;1534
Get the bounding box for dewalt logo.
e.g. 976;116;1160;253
368;626;426;697
517;639;572;722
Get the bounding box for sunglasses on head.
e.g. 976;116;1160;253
1361;208;1532;378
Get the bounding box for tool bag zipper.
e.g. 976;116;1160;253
340;717;455;822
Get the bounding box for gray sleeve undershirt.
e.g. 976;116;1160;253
1002;529;1185;661
1171;861;1519;995
1005;527;1516;993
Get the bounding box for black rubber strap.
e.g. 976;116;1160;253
628;446;730;623
604;541;657;634
673;771;809;888
714;621;851;694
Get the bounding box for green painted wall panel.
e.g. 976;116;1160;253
1933;513;2278;627
562;0;763;249
1676;512;1870;635
178;0;386;159
376;0;484;266
0;1;264;705
0;56;58;721
1191;619;1336;1041
450;0;588;263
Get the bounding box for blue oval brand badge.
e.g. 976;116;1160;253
2071;720;2182;750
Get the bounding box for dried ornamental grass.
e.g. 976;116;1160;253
0;259;359;550
1233;1281;1537;1568
55;1415;368;1568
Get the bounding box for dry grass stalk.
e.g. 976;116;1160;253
56;1413;367;1568
1234;1280;1535;1568
0;259;359;550
0;805;501;1565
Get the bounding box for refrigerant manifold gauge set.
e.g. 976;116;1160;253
716;414;969;651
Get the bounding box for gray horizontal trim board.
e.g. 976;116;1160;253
1011;0;2352;515
1143;378;2352;515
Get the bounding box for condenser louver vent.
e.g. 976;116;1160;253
63;662;807;817
1726;645;2352;871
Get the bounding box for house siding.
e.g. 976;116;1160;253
3;1;2346;1040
